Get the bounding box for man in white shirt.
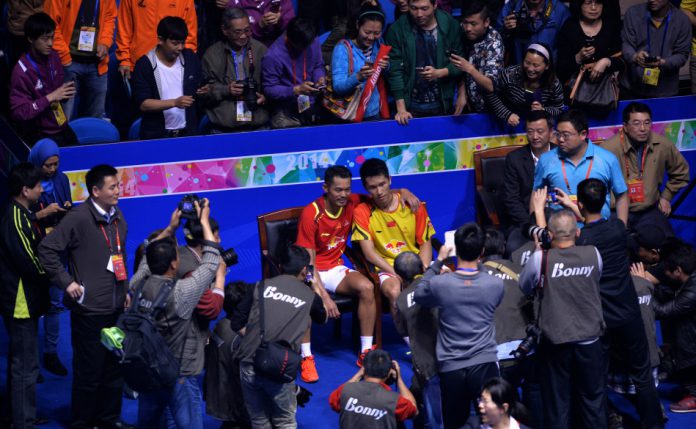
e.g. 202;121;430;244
132;17;208;139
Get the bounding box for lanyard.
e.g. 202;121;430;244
26;53;55;89
456;267;479;273
231;47;255;80
621;131;649;178
291;53;307;85
560;157;594;194
80;0;100;26
100;220;121;254
646;12;670;58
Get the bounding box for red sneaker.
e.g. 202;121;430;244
357;345;378;368
670;395;696;413
300;356;319;383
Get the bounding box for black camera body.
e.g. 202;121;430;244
513;8;533;37
525;225;552;249
510;323;542;359
220;247;239;267
179;194;202;220
238;78;259;111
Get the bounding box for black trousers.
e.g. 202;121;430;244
439;361;499;429
540;339;606;429
2;316;39;429
70;312;124;429
604;316;663;429
628;205;674;238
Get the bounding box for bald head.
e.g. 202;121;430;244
394;251;423;285
548;210;578;242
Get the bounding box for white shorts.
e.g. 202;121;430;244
378;272;400;287
319;265;355;293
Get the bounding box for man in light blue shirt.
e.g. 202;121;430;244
534;109;629;223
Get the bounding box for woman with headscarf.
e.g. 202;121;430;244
28;137;71;376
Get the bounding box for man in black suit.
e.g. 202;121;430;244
502;110;554;254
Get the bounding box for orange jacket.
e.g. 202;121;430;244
44;0;117;75
116;0;197;71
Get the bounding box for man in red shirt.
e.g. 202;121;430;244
296;165;419;382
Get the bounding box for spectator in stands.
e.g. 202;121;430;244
27;139;71;377
391;0;409;20
620;0;691;99
234;245;328;428
0;163;50;429
202;8;269;133
449;0;504;114
414;224;504;429
556;0;624;90
462;378;532;429
329;349;418;428
519;209;606;429
573;178;664;429
485;43;564;127
44;0;116;120
533;109;628;223
496;0;570;64
262;17;325;128
385;0;465;125
330;3;390;122
682;0;696;94
130;203;224;428
6;0;44;67
394;251;442;429
229;0;296;47
38;164;130;429
132;17;207;139
602;102;690;237
502;110;554;253
116;0;197;80
352;158;435;327
652;240;696;413
10;13;78;146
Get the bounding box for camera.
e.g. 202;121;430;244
238;78;259;111
525;224;552;249
179;194;202;220
513;8;532;37
220;248;239;267
384;362;397;385
584;37;595;48
510;323;542;359
645;55;659;64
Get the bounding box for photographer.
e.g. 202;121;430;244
329;349;418;428
519;209;606;429
129;199;223;428
201;8;269;133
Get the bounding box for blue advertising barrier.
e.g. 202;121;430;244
55;96;696;282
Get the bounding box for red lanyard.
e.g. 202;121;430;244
621;131;649;178
291;54;307;85
100;220;121;254
561;158;594;194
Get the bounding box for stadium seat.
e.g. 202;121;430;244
68;117;120;145
473;145;525;226
128;118;142;140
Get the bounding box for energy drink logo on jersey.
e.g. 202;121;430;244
384;239;406;255
327;236;345;250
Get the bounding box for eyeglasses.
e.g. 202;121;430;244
229;28;252;37
627;120;652;128
557;131;578;141
477;397;495;406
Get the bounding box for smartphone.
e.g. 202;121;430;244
415;66;425;73
306;264;314;283
364;60;374;67
584;37;594;48
269;0;281;13
444;230;457;257
645;55;658;63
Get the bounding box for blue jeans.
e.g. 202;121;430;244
423;375;444;429
62;61;107;120
137;376;203;429
43;285;63;354
240;362;297;429
2;316;40;429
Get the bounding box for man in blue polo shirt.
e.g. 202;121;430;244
534;109;628;224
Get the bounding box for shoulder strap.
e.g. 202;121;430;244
256;281;266;342
341;39;354;75
483;261;520;281
150;279;175;319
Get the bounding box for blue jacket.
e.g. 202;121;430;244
331;39;383;119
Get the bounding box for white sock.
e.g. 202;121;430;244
403;336;411;347
301;342;312;358
360;336;374;352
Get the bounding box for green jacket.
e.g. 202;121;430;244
385;10;464;113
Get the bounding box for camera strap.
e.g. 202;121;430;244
535;249;549;322
256;281;267;343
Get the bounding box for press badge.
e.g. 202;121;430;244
78;27;97;52
569;195;579;205
111;254;128;281
642;67;660;86
297;94;311;113
51;101;67;125
627;179;645;203
236;101;252;122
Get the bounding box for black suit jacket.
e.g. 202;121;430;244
502;144;548;226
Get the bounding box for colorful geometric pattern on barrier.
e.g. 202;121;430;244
65;119;696;202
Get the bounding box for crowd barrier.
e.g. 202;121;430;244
2;96;695;281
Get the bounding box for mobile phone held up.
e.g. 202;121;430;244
269;0;281;13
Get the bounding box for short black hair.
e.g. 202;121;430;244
577;179;606;214
85;164;118;197
146;237;178;275
281;244;310;276
622;102;652;123
286;17;316;51
357;3;386;27
481;377;530;423
462;0;489;21
525;109;553;130
183;217;220;246
409;0;436;5
157;16;188;41
324;165;352;185
394;251;424;284
662;240;696;275
363;349;392;379
454;223;485;261
359;158;390;185
483;227;506;258
557;109;589;134
24;12;56;41
9;162;42;197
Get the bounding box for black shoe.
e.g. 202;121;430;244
44;353;68;376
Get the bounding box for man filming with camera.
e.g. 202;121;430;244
519;209;606;429
129;199;224;428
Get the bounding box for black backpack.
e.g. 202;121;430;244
116;278;180;392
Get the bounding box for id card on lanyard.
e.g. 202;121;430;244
77;0;100;52
232;47;253;122
26;54;66;126
624;135;649;203
292;54;310;113
101;220;127;281
643;13;669;86
561;157;594;204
